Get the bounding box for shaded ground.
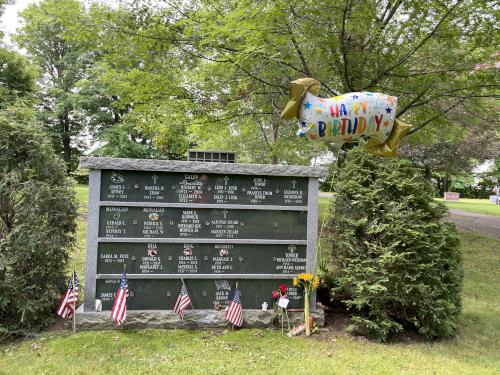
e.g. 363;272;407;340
446;209;500;240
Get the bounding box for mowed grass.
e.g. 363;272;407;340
75;184;90;207
0;187;499;374
437;198;500;217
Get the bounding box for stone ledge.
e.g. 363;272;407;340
79;157;328;178
75;307;324;330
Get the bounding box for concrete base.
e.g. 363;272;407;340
76;306;324;330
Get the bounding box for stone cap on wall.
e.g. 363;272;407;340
80;157;328;178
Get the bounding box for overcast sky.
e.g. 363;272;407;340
1;0;37;45
1;0;118;46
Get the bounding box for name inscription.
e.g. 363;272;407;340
97;243;307;275
100;171;307;206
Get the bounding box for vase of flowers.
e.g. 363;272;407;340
272;283;290;335
293;273;320;336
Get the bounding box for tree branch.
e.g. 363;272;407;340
190;111;274;126
397;87;431;117
362;0;464;90
340;0;352;91
408;95;471;135
386;66;476;77
286;5;312;76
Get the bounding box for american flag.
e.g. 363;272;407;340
173;282;191;320
56;271;79;319
225;287;243;327
110;272;128;326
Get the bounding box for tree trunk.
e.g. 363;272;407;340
424;165;431;180
61;110;71;173
445;175;452;192
436;177;443;196
271;120;279;165
337;141;359;168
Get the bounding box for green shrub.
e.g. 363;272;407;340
0;116;77;341
324;147;463;341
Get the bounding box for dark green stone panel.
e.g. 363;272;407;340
97;243;306;275
100;170;308;206
99;207;307;240
96;279;304;310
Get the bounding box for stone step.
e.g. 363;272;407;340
75;306;325;330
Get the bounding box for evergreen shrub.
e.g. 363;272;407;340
325;147;463;341
0;117;77;341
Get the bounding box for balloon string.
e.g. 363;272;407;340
315;147;341;272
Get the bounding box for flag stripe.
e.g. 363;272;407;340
225;287;243;327
56;272;79;319
110;272;128;326
173;283;191;320
57;291;70;316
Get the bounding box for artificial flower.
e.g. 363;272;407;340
298;272;312;282
272;290;279;299
313;276;320;289
293;277;299;286
278;284;287;293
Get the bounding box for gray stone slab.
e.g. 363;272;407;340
80;157;328;178
100;201;308;211
75;306;325;330
95;274;300;279
306;177;319;307
97;238;308;245
84;170;101;311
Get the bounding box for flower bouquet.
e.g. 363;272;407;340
272;284;290;335
293;273;319;336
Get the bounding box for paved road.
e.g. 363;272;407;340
445;209;500;240
318;194;499;239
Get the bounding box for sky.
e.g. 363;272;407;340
1;0;37;46
1;0;118;46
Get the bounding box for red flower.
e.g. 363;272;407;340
279;284;287;293
272;291;279;299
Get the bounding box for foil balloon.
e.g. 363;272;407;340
281;78;412;157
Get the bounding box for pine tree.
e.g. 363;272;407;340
325;147;462;341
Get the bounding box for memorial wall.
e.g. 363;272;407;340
80;157;327;312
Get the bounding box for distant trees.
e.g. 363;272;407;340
14;0;128;172
401;114;498;195
0;49;36;108
6;0;499;168
92;0;497;164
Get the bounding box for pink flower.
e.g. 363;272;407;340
272;291;279;299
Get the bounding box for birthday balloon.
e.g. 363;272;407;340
281;78;412;157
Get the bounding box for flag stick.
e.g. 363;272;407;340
123;264;127;326
72;270;76;333
281;308;284;335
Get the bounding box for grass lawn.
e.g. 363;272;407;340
75;184;89;207
437;198;500;217
1;187;498;374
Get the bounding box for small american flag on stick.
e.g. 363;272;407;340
110;272;128;326
225;286;243;327
173;281;191;319
56;271;79;319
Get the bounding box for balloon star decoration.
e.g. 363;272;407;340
281;78;412;157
